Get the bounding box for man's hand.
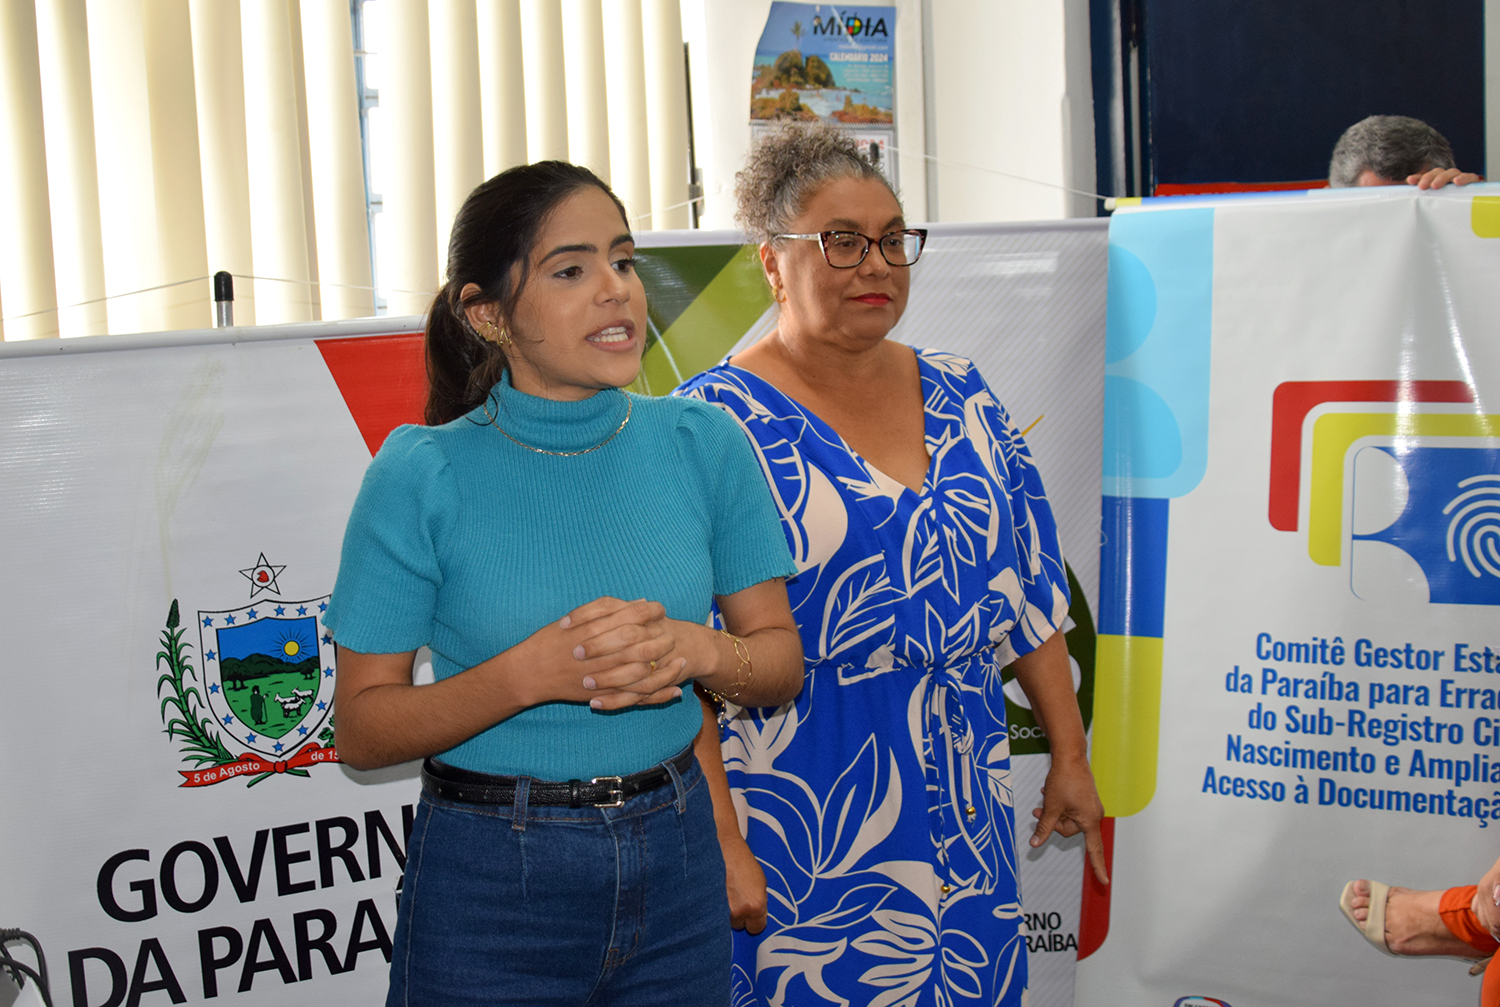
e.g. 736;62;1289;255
1407;167;1484;189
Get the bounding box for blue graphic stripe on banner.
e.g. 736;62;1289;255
1101;207;1215;500
1099;495;1170;637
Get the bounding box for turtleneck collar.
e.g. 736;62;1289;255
475;370;632;454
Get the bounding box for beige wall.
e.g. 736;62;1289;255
678;0;1097;228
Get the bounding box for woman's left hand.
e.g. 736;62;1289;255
1010;631;1109;885
579;613;712;697
562;597;696;709
1030;756;1109;884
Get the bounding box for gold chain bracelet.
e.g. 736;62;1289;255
717;629;752;700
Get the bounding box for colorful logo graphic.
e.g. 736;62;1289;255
155;557;340;786
1268;380;1500;605
1352;448;1500;605
810;10;888;37
1173;998;1232;1007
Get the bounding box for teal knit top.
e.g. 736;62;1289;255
324;372;796;780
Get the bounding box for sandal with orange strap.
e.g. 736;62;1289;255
1339;880;1492;975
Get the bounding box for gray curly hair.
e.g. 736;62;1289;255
735;121;898;243
1328;115;1456;187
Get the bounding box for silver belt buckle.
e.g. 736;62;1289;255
590;775;625;807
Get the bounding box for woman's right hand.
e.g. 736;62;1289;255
722;831;769;934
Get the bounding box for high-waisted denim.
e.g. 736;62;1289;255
387;754;729;1006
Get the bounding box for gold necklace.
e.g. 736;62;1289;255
483;389;632;457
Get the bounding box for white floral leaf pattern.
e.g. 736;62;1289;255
675;350;1069;1007
852;910;936;1007
820;743;902;878
820;555;900;660
758;936;848;1007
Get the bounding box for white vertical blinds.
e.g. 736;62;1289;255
34;0;107;337
379;0;438;316
190;0;257;327
561;0;609;182
0;0;58;340
145;0;213;331
642;0;690;230
288;7;322;319
429;0;484;269
518;0;567;163
602;0;651;227
475;0;526;178
0;0;695;339
87;0;171;335
299;0;373;319
243;0;316;324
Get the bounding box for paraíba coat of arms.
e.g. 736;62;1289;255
156;554;340;786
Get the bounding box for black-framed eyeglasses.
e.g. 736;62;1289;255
774;229;928;268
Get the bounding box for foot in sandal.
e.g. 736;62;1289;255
1342;879;1477;956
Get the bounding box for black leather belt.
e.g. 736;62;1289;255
422;745;695;809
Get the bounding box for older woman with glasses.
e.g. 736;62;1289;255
677;122;1108;1007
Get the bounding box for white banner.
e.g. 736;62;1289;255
0;319;428;1007
0;220;1108;1007
1076;186;1500;1006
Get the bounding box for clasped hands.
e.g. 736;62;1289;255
519;596;702;711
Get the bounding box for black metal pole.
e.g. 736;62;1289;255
683;42;703;227
213;271;234;328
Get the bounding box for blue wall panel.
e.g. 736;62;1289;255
1142;0;1485;187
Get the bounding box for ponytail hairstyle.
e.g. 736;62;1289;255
424;161;630;426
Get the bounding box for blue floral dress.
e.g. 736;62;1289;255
677;349;1070;1007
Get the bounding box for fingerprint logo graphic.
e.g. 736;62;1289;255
1350;447;1500;606
1445;475;1500;579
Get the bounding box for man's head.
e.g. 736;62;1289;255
1328;115;1457;187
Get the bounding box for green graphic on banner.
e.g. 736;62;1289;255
636;244;745;332
630;244;772;396
1002;564;1097;756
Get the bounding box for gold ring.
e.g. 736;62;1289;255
649;660;657;672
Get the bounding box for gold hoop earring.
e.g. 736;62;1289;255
477;320;512;347
773;286;787;303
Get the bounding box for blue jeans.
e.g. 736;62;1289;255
387;755;730;1006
